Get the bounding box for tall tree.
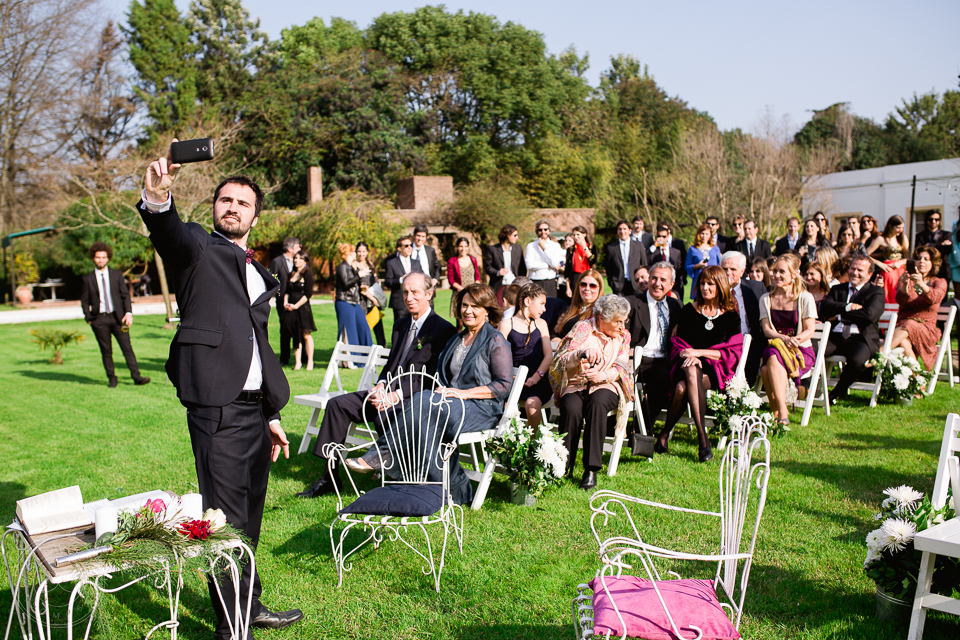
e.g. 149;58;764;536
123;0;198;144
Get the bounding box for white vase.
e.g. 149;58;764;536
896;397;913;407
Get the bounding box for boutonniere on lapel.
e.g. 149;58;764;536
414;336;428;351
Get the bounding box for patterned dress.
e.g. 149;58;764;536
895;277;947;369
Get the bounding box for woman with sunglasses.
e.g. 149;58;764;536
555;269;604;339
860;215;879;247
814;211;832;245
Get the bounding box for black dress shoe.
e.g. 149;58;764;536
296;471;341;498
134;376;151;385
251;608;304;629
579;470;598;490
108;377;118;388
653;440;668;455
698;446;713;463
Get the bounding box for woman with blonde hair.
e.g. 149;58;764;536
758;254;818;426
555;269;605;338
866;215;909;303
334;242;372;364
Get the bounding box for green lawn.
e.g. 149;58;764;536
0;290;958;639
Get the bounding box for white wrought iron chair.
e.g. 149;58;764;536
294;342;386;454
908;412;960;640
325;369;465;592
573;415;771;640
824;309;897;407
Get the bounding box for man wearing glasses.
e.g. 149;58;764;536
650;225;684;297
916;210;952;280
384;236;423;323
524;219;565;298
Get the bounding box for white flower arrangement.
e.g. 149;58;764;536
488;417;568;496
706;373;782;440
867;348;930;402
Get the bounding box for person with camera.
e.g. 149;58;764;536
890;247;947;369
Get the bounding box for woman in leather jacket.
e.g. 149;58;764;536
335;243;373;365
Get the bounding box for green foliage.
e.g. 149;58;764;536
486;417;566;496
13;254;39;285
273;17;364;69
29;328;85;364
54;195;155;276
442;178;532;247
123;0;198;144
884;89;960;163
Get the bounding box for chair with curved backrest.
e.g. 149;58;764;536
573;415;771;640
326;369;466;592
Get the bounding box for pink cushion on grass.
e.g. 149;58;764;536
589;575;740;640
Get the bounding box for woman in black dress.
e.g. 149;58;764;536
283;250;317;370
498;282;553;428
655;265;742;463
355;242;386;346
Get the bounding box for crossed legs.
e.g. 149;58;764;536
657;363;712;453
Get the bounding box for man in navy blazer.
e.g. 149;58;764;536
297;272;456;498
80;242;150;387
605;220;648;296
138;143;302;636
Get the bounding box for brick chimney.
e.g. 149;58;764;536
307;167;322;203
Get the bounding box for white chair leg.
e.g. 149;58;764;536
607;433;624;477
908;550;938;640
470;456;498;511
298;408;322;454
800;365;818;428
870;370;882;408
822;365;831;417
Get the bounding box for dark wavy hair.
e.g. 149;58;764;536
695;265;737;312
213;175;264;216
89;242;113;260
454;283;503;326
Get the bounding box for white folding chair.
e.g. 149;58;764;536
908;413;960;639
573;415;771;639
927;305;957;395
327;370;465;592
461;366;528;511
824;309;897;407
796;322;832;427
294;341;383;454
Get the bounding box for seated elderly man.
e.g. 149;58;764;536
549;295;634;491
296;272;456;498
819;255;885;403
721;250;766;385
627;262;682;434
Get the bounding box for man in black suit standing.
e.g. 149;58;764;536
721;251;766;385
411;224;441;280
734;220;773;264
650;225;684;297
774;217;802;256
269;236;300;366
484;224;526;293
384;236;422;326
138;144;302;637
819;256;886;403
631;216;654;251
915;210;952;280
80;242;150;388
297;272;457;497
605;220;648;296
627;262;682;431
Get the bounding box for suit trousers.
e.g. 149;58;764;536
559;388;619;471
824;333;874;397
636;357;671;433
276;307;293;366
532;278;558;299
90;314;141;381
311;390;393;458
186;398;272;638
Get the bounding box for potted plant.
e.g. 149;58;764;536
863;485;959;623
867;348;930;405
706;374;782;447
29;328;85;364
487;417;568;506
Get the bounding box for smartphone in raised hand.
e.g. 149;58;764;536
170;138;214;164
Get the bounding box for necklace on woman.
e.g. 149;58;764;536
699;306;721;330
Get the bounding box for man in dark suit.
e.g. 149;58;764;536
411;225;441;280
650;225;684;297
631;216;654;251
384;236;422;326
775;217;802;256
138;147;302;637
734;220;773;264
819;256;886;402
605;220;648;296
80;242;150;388
269;236;300;366
627;261;682;431
484;224;526;293
915;210;952;280
721;251;766;385
297;272;457;497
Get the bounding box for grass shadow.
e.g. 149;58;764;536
777;460;934;504
835;431;939;458
15;369;101;385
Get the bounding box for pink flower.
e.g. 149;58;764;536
146;498;166;513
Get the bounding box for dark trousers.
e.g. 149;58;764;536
636;356;670;433
90;314;141;381
311;390;393;457
276;308;293;365
745;335;765;386
559;388;619;471
533;278;558;299
186;399;272;639
824;333;875;397
371;318;387;346
392;307;410;335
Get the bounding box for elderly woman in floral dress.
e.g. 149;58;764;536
549;295;634;491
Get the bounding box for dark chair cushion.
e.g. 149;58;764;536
339;484;445;517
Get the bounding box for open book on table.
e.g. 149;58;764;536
15;487;171;536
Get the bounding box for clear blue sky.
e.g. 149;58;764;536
105;0;960;134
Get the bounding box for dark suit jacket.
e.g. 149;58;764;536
648;246;684;295
626;292;682;350
80;268;131;324
138;199;288;418
819;282;885;353
381;311;457;394
542;296;568;338
916;229;952;279
774;235;801;256
484;243;526;290
734;279;766;346
717;234;737;254
269;254;293;313
631;232;654;251
672;238;688;282
604;239;648;295
734;238;773;263
412;244;441;280
383;255;422;310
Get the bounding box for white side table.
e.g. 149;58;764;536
908;517;960;639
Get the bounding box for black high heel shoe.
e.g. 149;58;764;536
653;437;669;455
698;446;713;463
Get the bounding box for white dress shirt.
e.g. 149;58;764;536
399;254;413;274
787;233;798;250
414;244;431;276
95;266;112;314
619;239;630;279
502;245;515;285
733;283;750;335
833;285;862;335
524;240;564;280
642;296;669;359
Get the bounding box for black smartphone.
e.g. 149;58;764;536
170;138;214;164
905;259;917;274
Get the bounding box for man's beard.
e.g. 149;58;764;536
214;214;251;241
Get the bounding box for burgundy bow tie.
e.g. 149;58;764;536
244;248;255;264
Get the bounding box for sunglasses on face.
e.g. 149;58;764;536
400;243;412;248
579;282;599;290
537;228;550;233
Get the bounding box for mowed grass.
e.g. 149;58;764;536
0;289;958;639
